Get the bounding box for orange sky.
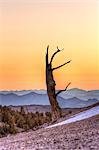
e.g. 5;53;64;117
0;0;99;90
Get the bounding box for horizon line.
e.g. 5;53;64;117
0;88;99;92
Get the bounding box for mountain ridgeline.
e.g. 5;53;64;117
0;88;99;108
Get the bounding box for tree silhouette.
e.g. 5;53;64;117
46;46;71;121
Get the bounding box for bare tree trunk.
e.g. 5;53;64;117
46;46;71;121
46;63;62;121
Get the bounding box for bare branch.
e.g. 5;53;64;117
47;45;49;54
46;45;49;65
52;60;71;71
50;47;63;64
56;82;71;97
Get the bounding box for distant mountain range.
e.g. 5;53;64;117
0;88;99;100
59;88;99;101
0;88;99;108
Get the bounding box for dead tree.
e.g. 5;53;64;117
46;46;71;121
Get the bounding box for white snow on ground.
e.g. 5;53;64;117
46;106;99;128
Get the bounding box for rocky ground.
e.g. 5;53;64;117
0;114;99;150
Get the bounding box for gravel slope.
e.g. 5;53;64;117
0;114;99;150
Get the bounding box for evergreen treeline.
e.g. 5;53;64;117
0;105;52;137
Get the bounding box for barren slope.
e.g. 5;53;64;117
0;114;99;150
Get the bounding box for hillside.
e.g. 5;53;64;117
0;103;99;150
0;114;99;150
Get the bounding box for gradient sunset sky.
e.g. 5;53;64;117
0;0;99;90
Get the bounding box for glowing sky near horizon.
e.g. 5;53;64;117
0;0;99;90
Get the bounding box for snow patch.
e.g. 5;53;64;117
46;106;99;128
